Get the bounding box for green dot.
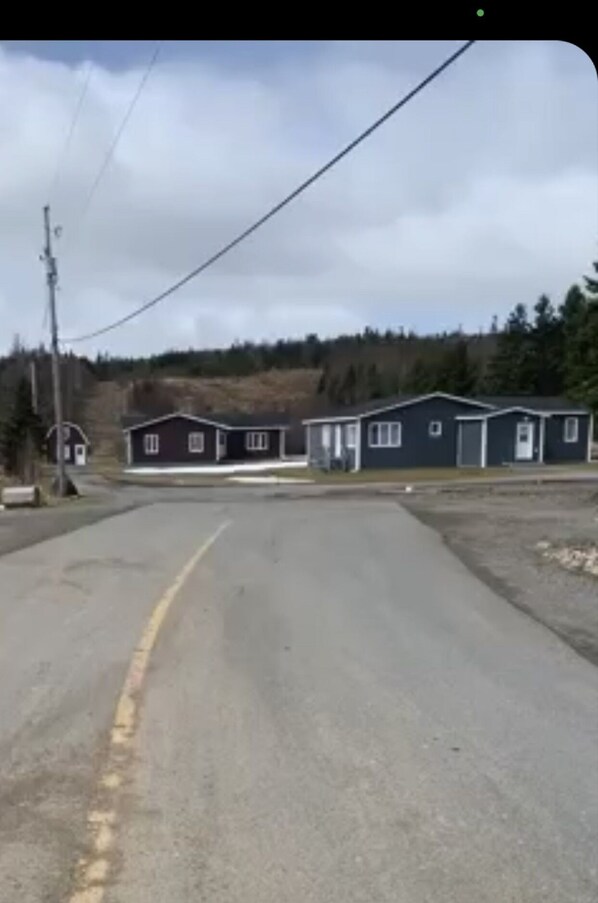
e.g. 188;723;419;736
477;8;484;15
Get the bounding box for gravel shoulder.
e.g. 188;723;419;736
401;482;598;666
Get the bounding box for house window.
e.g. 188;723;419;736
188;432;204;453
345;423;357;448
143;433;159;455
564;417;579;443
368;421;402;448
246;431;268;451
322;424;331;449
63;425;71;441
429;420;442;438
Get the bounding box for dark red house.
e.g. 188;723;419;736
46;421;91;467
121;411;290;467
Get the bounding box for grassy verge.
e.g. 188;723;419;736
263;463;598;484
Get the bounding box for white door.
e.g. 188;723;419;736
334;424;342;458
515;422;534;460
74;444;86;466
217;430;227;460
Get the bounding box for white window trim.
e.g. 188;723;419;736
429;420;442;438
246;431;268;451
345;423;357;449
143;433;159;455
188;431;205;453
563;416;579;444
368;421;402;448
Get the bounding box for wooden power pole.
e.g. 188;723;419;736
42;205;67;496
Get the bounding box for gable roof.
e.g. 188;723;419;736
457;406;551;421
302;392;493;424
302;392;591;425
474;395;590;414
121;410;290;433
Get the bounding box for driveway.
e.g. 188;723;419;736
1;497;597;901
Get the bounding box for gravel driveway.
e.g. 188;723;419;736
402;482;598;666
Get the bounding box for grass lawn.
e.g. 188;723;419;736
264;462;598;484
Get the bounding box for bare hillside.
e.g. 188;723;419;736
83;368;322;461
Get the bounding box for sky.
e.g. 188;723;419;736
0;40;596;357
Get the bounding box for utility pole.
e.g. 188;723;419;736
30;358;38;413
42;205;67;496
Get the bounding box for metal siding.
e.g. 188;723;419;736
486;412;542;466
360;398;486;469
130;416;217;465
457;421;483;466
543;414;590;463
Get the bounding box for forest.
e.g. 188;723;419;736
0;259;596;476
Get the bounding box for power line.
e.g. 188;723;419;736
47;61;93;204
62;40;476;345
69;42;162;240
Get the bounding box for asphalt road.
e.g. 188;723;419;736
1;497;597;902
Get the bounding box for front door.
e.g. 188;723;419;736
74;444;86;466
515;421;534;461
334;424;342;458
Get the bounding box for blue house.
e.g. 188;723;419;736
303;392;592;472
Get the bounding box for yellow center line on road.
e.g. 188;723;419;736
68;519;231;903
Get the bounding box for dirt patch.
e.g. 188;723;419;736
401;482;598;667
0;498;140;558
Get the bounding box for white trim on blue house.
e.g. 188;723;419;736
481;419;488;468
539;416;545;463
588;414;594;462
124;411;289;433
124;411;232;432
456;406;551;421
46;420;91;445
302;392;495;426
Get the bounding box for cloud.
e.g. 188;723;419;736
0;40;596;356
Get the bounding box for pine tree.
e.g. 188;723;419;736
0;376;44;478
530;295;564;395
583;258;598;297
366;363;385;399
436;340;479;396
484;303;536;394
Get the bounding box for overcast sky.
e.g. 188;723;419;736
0;40;596;357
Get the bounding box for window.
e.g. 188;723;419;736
246;431;268;451
368;421;402;448
322;424;331;449
188;432;204;453
429;420;442;438
143;433;159;455
345;423;357;448
63;425;71;441
564;417;579;443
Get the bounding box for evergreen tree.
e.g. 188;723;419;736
0;376;44;478
530;295;564;395
436;340;479;396
484;303;536;393
404;358;438;394
583;258;598;297
366;363;385;399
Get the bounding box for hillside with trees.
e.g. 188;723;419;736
1;259;596;469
